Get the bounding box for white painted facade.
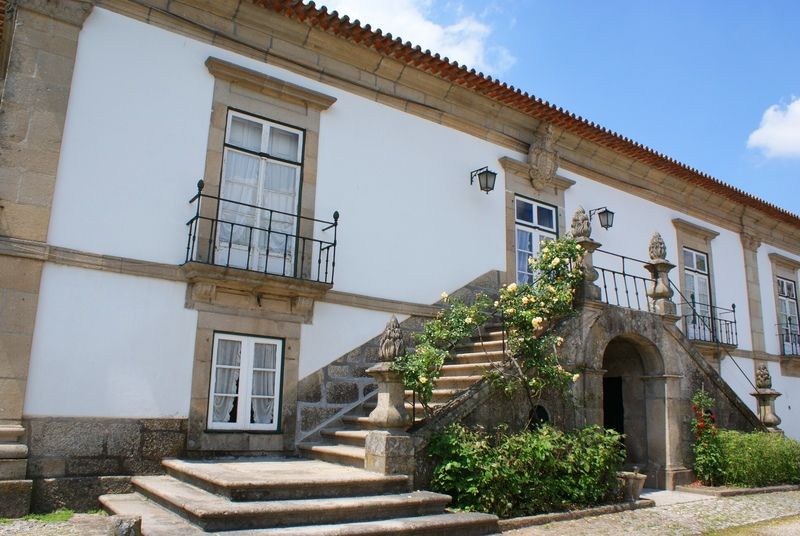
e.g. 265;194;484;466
21;7;800;438
24;264;197;418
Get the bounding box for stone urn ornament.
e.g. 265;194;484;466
644;232;677;316
751;363;782;432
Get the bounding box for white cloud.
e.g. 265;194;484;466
315;0;516;75
747;96;800;158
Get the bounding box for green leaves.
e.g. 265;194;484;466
429;423;625;518
718;430;800;487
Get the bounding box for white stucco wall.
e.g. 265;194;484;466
769;360;800;440
719;355;757;415
50;8;511;305
24;264;197;418
299;304;409;377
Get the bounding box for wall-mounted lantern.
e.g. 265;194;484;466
589;206;615;230
470;166;498;194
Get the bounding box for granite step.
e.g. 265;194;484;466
162;457;408;501
434;374;485;389
233;511;501;535
439;363;494;376
100;492;204;536
451;349;505;364
297;443;366;468
132;475;451;531
320;429;369;448
455;338;505;352
101;491;499;536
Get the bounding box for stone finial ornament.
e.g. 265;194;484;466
379;315;405;361
756;363;772;389
648;232;667;261
570;206;592;238
527;124;560;190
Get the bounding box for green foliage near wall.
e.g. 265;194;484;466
718;430;800;487
428;423;625;518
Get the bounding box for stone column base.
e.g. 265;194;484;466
660;466;693;490
0;480;32;517
364;431;414;484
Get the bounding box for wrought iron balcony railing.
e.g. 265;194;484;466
779;321;800;357
679;297;738;347
185;181;338;284
594;250;655;312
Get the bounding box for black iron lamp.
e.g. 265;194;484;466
589;207;615;230
470;166;498;194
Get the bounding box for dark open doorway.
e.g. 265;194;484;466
603;376;624;435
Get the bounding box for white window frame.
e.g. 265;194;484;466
207;333;284;432
514;196;557;284
682;247;713;340
777;276;800;355
216;109;305;274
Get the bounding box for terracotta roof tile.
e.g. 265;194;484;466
253;1;798;228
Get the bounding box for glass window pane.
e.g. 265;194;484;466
216;340;241;366
683;249;694;270
212;395;237;423
268;127;300;161
537;206;555;230
695;254;707;273
254;344;277;369
252;371;276;396
251;398;275;424
228;116;263;152
516;199;534;224
214;368;240;395
516;229;534;252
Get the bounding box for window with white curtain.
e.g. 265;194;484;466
216;110;304;275
683;248;712;340
208;333;283;431
515;196;557;283
778;277;800;355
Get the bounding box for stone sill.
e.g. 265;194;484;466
690;340;738;354
181;262;332;299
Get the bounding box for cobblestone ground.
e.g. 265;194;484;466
0;514;119;536
506;491;800;535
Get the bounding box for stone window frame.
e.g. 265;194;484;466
207;332;286;433
185;57;336;453
499;156;574;285
672;218;720;314
768;253;800;356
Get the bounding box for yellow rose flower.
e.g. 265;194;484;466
440;291;449;301
572;373;581;382
550;257;560;267
464;316;473;324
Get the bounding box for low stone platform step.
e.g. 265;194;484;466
297;443;366;468
320;429;369;448
162;457;407;501
236;511;500;535
404;388;461;403
100;492;204;536
101;491;499;536
132;475;450;531
341;415;424;427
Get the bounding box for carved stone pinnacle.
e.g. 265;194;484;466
379;315;405;361
648;232;667;261
570;206;591;239
756;363;772;389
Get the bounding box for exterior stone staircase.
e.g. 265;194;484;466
99;457;499;535
297;326;505;469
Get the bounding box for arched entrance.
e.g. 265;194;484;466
601;335;667;487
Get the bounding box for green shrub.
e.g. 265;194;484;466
428;423;624;518
691;389;723;485
719;430;800;487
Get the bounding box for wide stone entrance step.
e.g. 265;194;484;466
99;457;499;535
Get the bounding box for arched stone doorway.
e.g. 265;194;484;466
601;335;667;488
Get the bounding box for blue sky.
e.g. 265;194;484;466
319;1;800;215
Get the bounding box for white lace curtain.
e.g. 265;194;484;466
212;339;241;423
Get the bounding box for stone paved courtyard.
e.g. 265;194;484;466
1;491;799;535
505;490;800;535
